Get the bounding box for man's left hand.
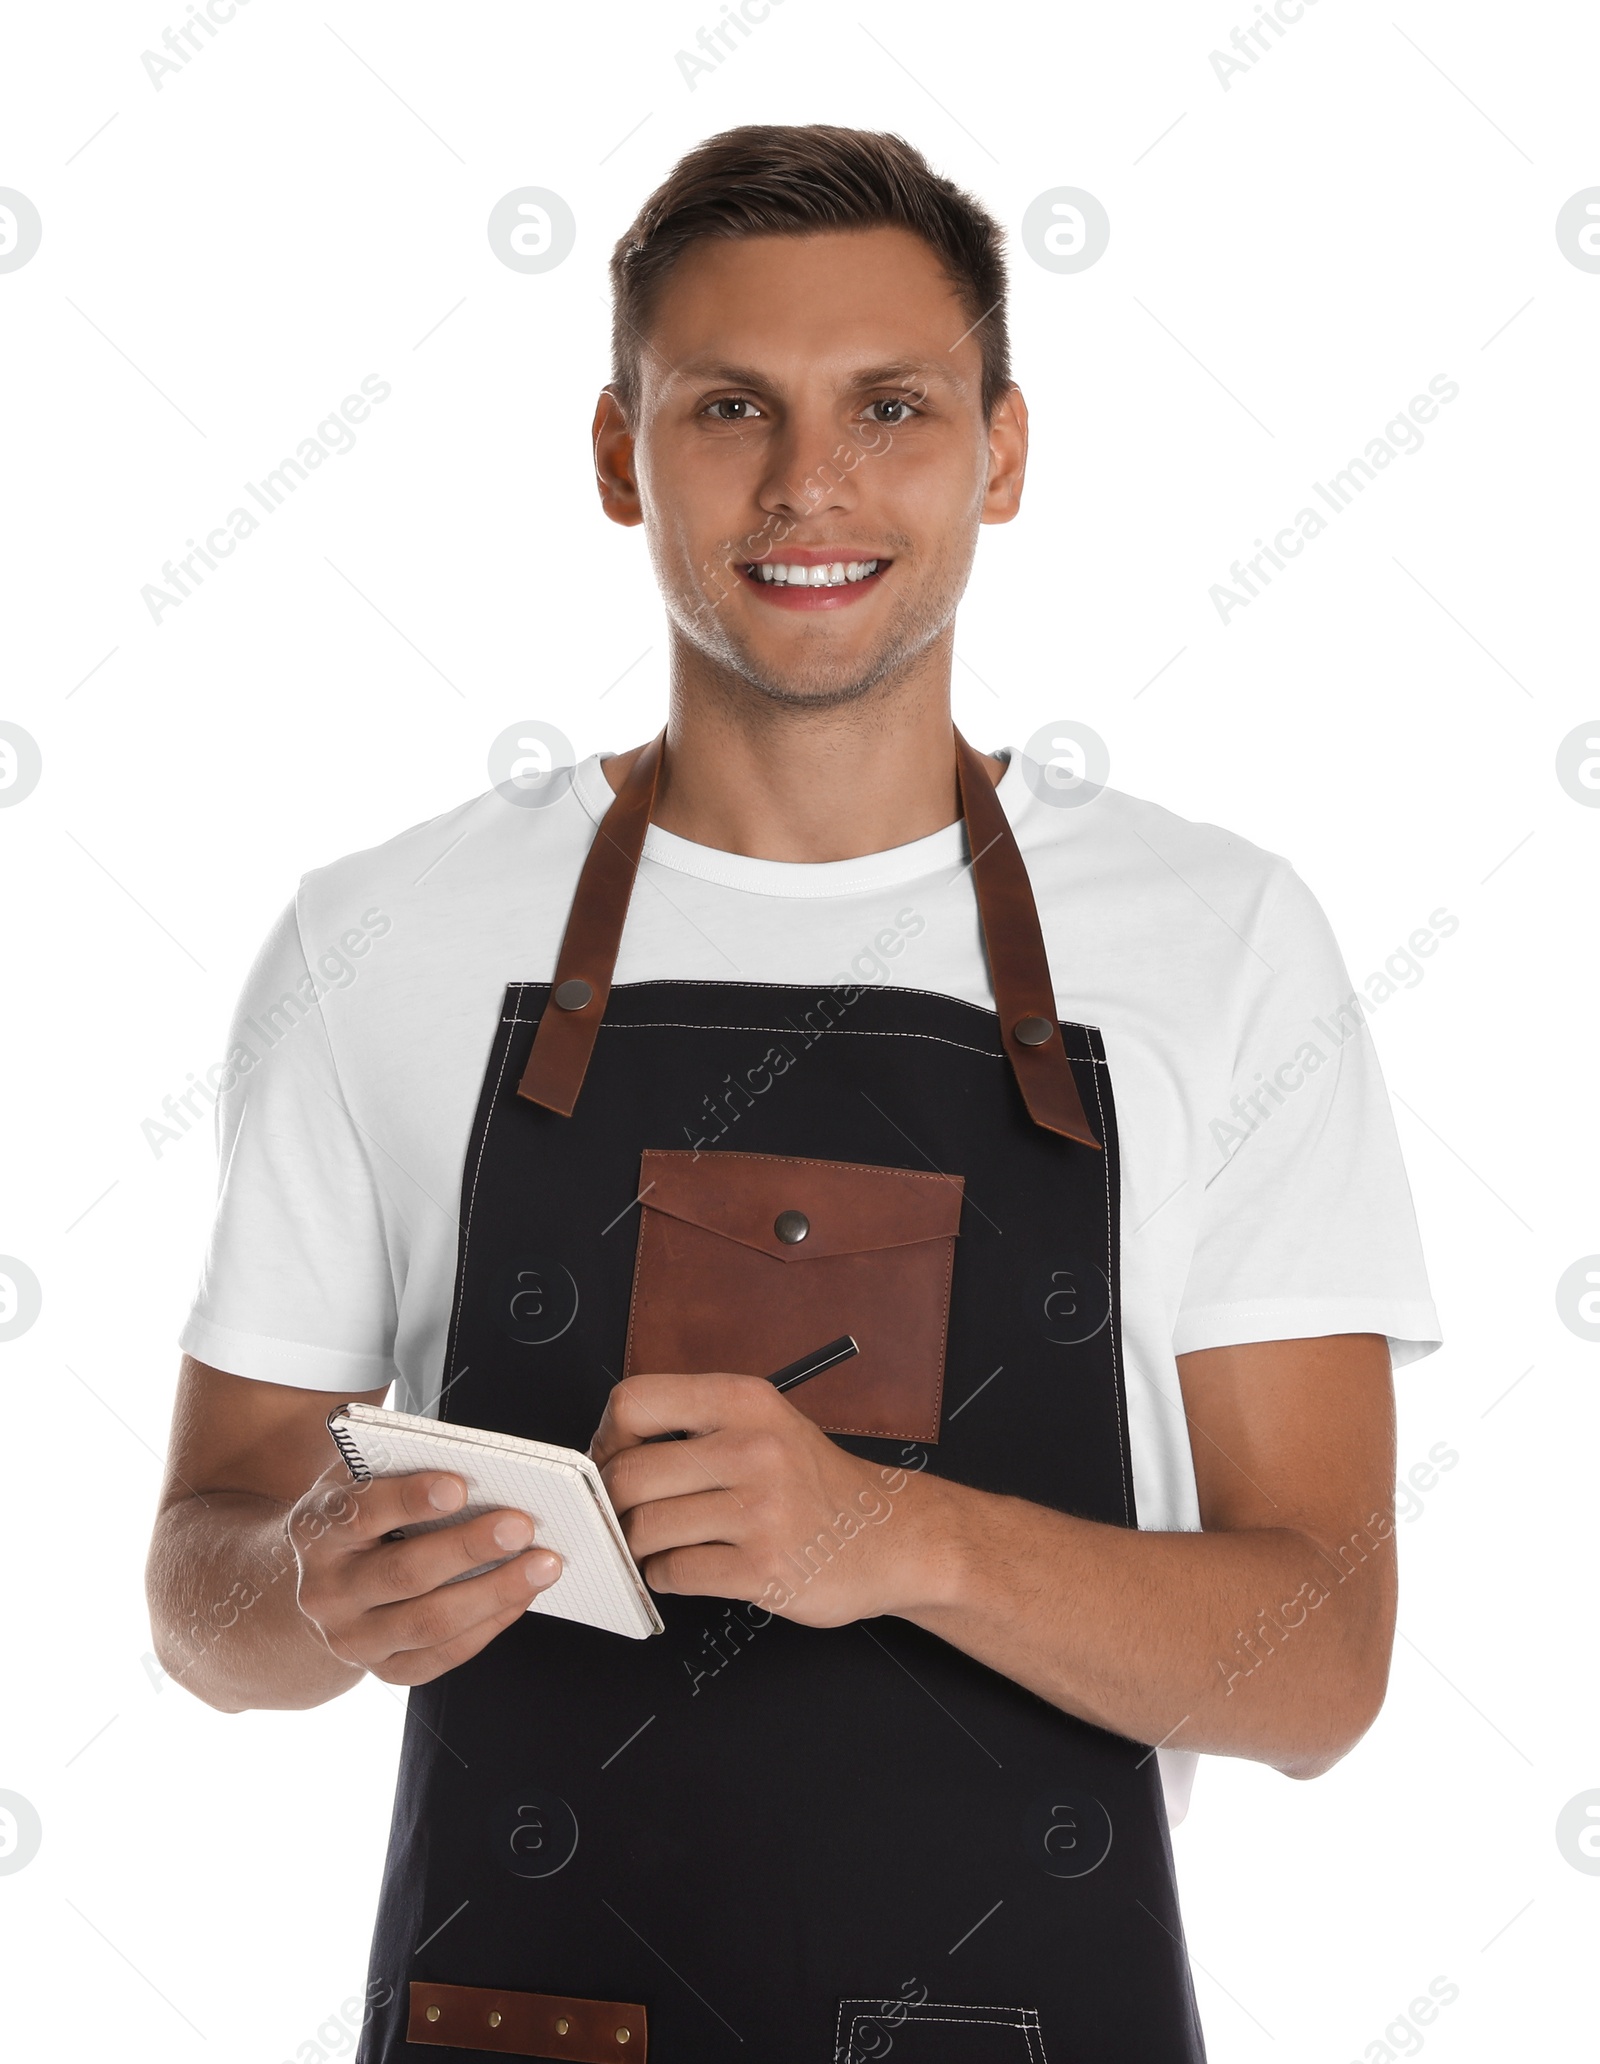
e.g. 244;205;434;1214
589;1372;950;1626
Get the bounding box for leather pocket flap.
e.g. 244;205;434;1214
639;1148;964;1262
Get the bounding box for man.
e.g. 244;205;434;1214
147;125;1440;2062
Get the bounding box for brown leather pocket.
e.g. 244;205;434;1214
623;1149;964;1443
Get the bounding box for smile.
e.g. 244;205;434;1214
746;559;884;587
737;557;892;610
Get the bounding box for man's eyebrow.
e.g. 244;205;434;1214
849;360;963;392
670;357;963;394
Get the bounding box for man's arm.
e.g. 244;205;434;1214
904;1333;1398;1779
145;1357;564;1712
593;1333;1398;1781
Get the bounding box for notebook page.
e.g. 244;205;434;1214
330;1409;661;1639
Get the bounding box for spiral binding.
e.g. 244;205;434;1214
326;1410;372;1482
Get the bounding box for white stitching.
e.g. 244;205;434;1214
1089;1051;1134;1531
517;971;1101;1033
500;1018;1008;1059
497;1015;1110;1065
642;1148;963;1184
849;2012;1036;2024
504;974;1104;1036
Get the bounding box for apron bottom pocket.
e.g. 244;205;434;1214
836;1998;1046;2063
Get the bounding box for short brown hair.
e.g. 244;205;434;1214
608;124;1010;422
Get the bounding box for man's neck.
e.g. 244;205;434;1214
598;695;1005;863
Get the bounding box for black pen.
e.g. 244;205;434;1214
642;1335;859;1440
767;1334;858;1392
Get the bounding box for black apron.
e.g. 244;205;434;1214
357;733;1207;2063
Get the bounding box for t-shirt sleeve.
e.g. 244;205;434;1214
177;894;399;1391
1171;862;1443;1369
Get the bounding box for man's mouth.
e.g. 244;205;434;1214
742;558;887;588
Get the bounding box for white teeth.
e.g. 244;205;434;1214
751;559;881;587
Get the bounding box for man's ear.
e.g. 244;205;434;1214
979;383;1028;526
593;388;644;529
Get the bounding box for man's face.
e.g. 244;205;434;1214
596;225;1026;710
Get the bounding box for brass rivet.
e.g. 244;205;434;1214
556;2018;570;2035
553;976;594;1011
1013;1014;1054;1046
425;2006;440;2023
774;1209;809;1244
616;2031;631;2046
488;2010;502;2028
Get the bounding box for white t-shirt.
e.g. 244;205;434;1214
179;746;1441;1827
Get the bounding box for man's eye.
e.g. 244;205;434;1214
704;397;762;422
865;398;918;425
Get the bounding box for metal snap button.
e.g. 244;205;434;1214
425;2006;441;2023
553;977;593;1010
556;2019;570;2036
1013;1014;1054;1046
488;2011;502;2028
774;1210;809;1244
616;2032;631;2046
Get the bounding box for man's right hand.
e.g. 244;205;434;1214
289;1463;563;1686
147;1362;568;1713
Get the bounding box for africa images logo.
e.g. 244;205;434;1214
140;376;392;625
1209;375;1460;625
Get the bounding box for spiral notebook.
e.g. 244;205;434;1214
326;1403;663;1640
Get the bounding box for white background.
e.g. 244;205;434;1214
2;1;1597;2058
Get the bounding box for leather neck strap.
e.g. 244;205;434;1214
517;728;1101;1150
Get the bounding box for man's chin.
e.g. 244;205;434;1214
683;616;939;712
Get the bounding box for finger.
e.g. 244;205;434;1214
299;1467;472;1550
601;1432;751;1518
590;1371;774;1468
354;1506;555;1609
368;1587;544;1686
621;1488;744;1563
639;1541;755;1601
332;1561;551;1687
360;1546;563;1661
